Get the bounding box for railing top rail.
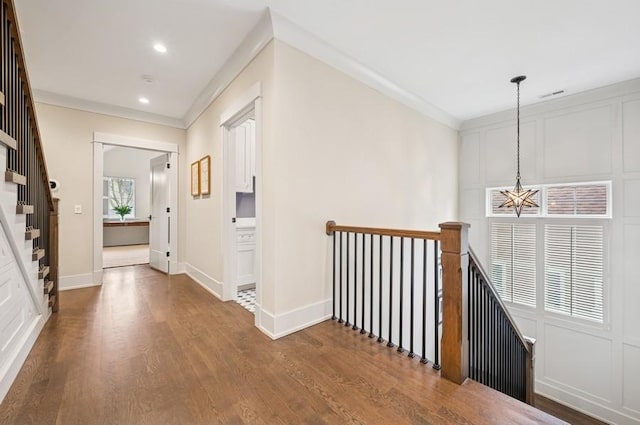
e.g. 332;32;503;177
468;247;531;353
326;221;441;241
3;0;54;211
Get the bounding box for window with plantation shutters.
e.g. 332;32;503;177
544;225;604;322
490;223;536;307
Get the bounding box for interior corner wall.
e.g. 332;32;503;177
458;78;640;425
34;103;187;285
183;41;275;305
267;40;458;328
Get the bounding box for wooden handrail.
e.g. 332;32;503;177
325;220;442;240
4;0;54;211
468;247;531;352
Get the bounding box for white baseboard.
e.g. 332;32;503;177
59;273;100;291
184;263;223;300
257;298;332;340
537;380;640;425
0;315;45;403
175;262;186;274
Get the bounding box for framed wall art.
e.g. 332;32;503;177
200;155;211;195
190;160;200;196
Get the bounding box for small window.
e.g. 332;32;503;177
103;177;135;218
490;223;536;307
544;224;604;322
546;182;609;217
487;181;611;218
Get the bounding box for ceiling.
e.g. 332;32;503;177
14;0;640;128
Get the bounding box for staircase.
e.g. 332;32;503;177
0;0;59;402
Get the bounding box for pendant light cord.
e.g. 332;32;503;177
516;80;520;179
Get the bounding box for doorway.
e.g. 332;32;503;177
92;133;179;283
221;83;262;324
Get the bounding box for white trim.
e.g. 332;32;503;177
92;133;180;276
256;299;332;340
58;273;99;291
184;11;273;127
219;82;262;126
34;90;185;129
221;86;263;310
0;315;45;403
537;381;638;425
184;263;223;300
93;132;179;153
269;12;460;130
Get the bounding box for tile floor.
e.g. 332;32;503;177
236;288;256;313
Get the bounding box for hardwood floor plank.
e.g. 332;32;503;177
0;265;570;425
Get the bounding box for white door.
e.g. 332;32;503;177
149;154;170;273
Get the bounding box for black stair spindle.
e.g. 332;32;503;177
433;240;441;369
387;236;394;348
338;232;343;323
377;235;384;344
345;231;350;327
408;238;415;358
369;234;374;338
360;233;366;334
397;237;404;353
332;231;336;320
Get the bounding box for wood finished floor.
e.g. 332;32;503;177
0;265;568;425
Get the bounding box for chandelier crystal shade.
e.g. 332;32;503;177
499;75;539;217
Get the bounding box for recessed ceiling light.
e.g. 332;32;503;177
139;97;150;104
153;43;167;53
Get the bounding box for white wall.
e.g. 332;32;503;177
35;103;187;285
266;41;458;331
184;41;276;302
103;146;162;219
459;78;640;425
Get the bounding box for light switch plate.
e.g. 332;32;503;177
74;205;82;214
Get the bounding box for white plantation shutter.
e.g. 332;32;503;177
544;225;604;322
490;223;536;307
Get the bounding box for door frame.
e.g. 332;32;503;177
92;132;179;284
220;83;263;321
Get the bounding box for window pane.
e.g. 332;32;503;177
491;223;536;307
106;177;135;217
490;189;540;216
544;225;604;322
546;184;608;216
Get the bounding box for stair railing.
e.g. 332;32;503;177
1;0;58;311
468;247;535;403
326;221;535;405
326;221;443;368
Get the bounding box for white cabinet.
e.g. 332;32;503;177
235;222;256;285
234;119;255;193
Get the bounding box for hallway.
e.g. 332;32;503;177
0;266;565;425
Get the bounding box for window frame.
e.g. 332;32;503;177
486;180;611;219
103;176;136;219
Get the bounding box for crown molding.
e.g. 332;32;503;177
182;10;274;128
269;12;461;130
33;89;185;128
460;77;640;132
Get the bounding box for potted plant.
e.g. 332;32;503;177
113;204;132;221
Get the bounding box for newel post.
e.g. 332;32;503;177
438;222;470;384
49;198;60;313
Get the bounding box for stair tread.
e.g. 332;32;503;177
44;280;54;295
0;129;17;150
32;248;45;261
5;170;26;185
39;266;50;279
25;228;40;240
48;294;56;308
16;204;34;215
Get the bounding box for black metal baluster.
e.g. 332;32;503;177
345;232;351;327
377;235;384;343
387;236;394;348
397;237;404;353
332;231;336;320
369;234;375;338
433;240;441;369
360;232;366;334
352;233;358;330
408;238;415;358
421;239;428;364
338;232;343;323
